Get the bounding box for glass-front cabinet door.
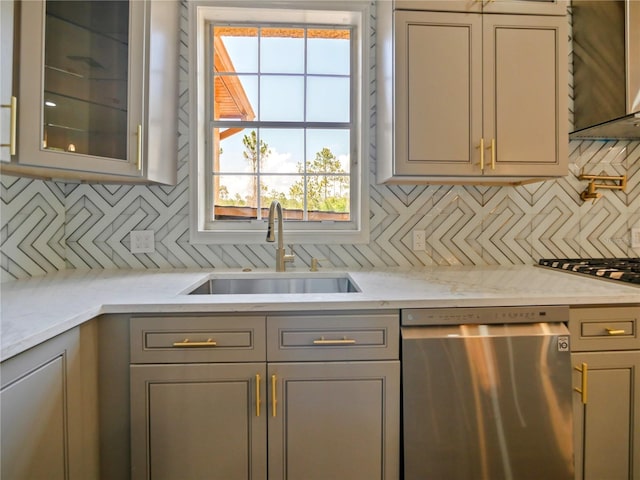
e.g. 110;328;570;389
43;1;131;161
1;0;16;163
17;0;145;178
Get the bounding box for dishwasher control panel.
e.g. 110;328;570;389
402;305;569;326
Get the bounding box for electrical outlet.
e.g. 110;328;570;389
632;228;640;248
130;230;155;254
412;230;426;251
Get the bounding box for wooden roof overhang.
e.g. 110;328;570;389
213;35;255;139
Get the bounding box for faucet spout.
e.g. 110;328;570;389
266;200;294;272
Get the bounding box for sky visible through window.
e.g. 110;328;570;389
211;26;352;221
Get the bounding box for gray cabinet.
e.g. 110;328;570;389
266;313;400;480
0;0;16;162
129;315;267;480
2;0;177;184
570;306;640;480
129;311;400;480
394;0;567;15
130;363;267;480
268;361;399;480
0;322;99;480
377;6;567;184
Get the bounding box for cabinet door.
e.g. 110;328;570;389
483;14;567;177
394;1;482;13
268;361;400;480
1;354;67;479
1;0;15;163
483;0;567;15
394;11;482;177
17;0;144;177
394;12;482;176
130;363;267;480
0;325;98;480
394;0;565;15
572;351;640;480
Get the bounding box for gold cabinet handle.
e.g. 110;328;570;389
256;374;261;417
136;124;142;171
606;328;626;336
490;138;495;170
172;338;217;347
312;336;357;345
574;362;588;404
477;138;485;170
1;96;17;155
271;374;277;417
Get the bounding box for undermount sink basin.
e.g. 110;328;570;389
188;274;360;295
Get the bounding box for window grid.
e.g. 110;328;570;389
206;22;354;225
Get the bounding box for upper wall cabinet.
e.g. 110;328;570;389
377;4;568;185
394;0;567;15
1;0;16;163
1;0;178;185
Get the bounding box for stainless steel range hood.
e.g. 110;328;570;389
571;0;640;139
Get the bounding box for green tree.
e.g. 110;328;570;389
242;130;271;206
290;147;349;212
218;185;229;201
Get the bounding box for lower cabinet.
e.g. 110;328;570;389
570;306;640;480
0;321;99;480
267;361;399;480
130;363;267;480
129;312;400;480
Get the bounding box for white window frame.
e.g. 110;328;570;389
188;0;371;244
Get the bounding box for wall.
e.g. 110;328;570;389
1;3;639;281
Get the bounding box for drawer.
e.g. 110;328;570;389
569;306;640;352
267;312;399;361
130;316;266;363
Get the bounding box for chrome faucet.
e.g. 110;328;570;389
266;200;295;272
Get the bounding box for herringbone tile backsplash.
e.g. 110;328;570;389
2;4;639;281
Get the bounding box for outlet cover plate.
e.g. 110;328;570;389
130;230;155;254
632;228;640;248
412;230;426;251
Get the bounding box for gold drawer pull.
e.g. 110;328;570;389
574;362;588;404
606;328;626;336
256;374;261;417
172;338;217;347
489;138;495;170
271;374;277;417
136;124;142;171
312;336;356;345
1;96;17;155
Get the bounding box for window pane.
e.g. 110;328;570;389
259;128;304;174
213;26;258;73
260;75;304;121
260;28;304;74
307;29;350;75
305;175;350;219
205;15;359;231
306;129;350;174
212;74;257;121
214;174;257;219
306;77;350;122
261;175;303;218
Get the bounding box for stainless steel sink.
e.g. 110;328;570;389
188;275;360;295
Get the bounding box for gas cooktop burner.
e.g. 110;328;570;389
538;258;640;285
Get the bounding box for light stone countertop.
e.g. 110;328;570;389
1;265;639;361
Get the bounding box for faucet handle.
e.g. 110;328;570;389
284;244;295;265
310;257;328;272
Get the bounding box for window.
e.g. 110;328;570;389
189;2;370;244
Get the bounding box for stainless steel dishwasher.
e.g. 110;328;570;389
401;306;574;480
